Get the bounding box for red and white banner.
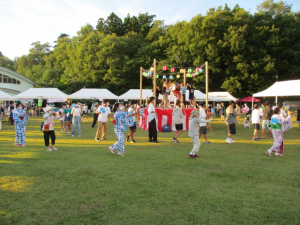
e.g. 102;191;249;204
137;108;194;132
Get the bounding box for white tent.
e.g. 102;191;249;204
118;89;162;100
192;90;213;101
68;88;118;99
208;92;237;101
13;88;67;99
253;80;300;97
0;90;13;100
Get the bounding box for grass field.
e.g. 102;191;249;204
0;115;300;225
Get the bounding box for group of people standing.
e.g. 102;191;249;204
5;96;298;158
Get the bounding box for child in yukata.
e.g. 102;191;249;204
243;115;251;128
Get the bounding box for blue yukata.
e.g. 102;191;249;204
110;111;134;154
13;109;28;146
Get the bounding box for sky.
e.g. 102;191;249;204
1;0;300;60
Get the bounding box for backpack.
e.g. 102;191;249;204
162;124;171;132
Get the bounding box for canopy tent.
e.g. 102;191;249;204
0;90;14;100
191;90;213;101
253;80;300;97
237;96;261;102
208;92;237;102
118;89;162;100
13;88;67;99
68;88;118;99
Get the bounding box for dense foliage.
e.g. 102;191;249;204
2;0;300;97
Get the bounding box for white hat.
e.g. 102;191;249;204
44;106;52;112
189;109;199;119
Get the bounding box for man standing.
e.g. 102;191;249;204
225;100;244;143
95;100;111;141
180;83;186;105
162;79;169;108
148;97;159;143
262;101;273;139
198;102;211;143
187;83;195;106
221;102;225;121
235;103;241;123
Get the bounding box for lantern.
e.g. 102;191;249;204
196;67;200;72
188;68;192;73
200;68;203;73
163;66;167;71
170;75;173;79
163;75;167;79
193;73;196;77
149;71;153;75
180;69;185;73
143;72;145;76
177;74;180;78
170;67;175;73
150;67;154;72
196;72;199;75
156;75;159;78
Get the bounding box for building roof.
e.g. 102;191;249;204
0;66;36;85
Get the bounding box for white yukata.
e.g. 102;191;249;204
267;114;292;156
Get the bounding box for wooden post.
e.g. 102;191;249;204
205;61;209;107
140;67;143;106
193;96;196;108
180;95;183;108
146;96;149;108
184;69;186;88
153;58;157;107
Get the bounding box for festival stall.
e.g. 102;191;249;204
208;92;237;102
13;88;67;100
137;108;194;132
237;96;261;102
0;90;14;100
68;88;118;100
118;89;162;100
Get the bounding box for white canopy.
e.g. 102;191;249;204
68;88;118;99
191;90;213;101
208;92;237;101
118;89;162;100
253;80;300;97
13;88;67;99
0;90;14;100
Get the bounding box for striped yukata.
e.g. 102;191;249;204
13;109;28;146
110;111;135;154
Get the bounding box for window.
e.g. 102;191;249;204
0;73;21;84
3;75;8;83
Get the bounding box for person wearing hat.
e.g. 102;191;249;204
188;109;212;159
42;106;61;151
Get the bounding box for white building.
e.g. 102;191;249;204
0;66;36;96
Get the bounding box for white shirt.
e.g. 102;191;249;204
199;107;207;126
252;109;261;124
72;107;81;117
97;106;111;122
128;107;136;121
245;106;249;112
148;103;156;122
82;105;88;112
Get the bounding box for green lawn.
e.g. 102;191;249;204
0;116;300;225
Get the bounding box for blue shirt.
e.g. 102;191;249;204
180;87;186;95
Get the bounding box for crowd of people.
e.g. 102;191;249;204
1;97;299;158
